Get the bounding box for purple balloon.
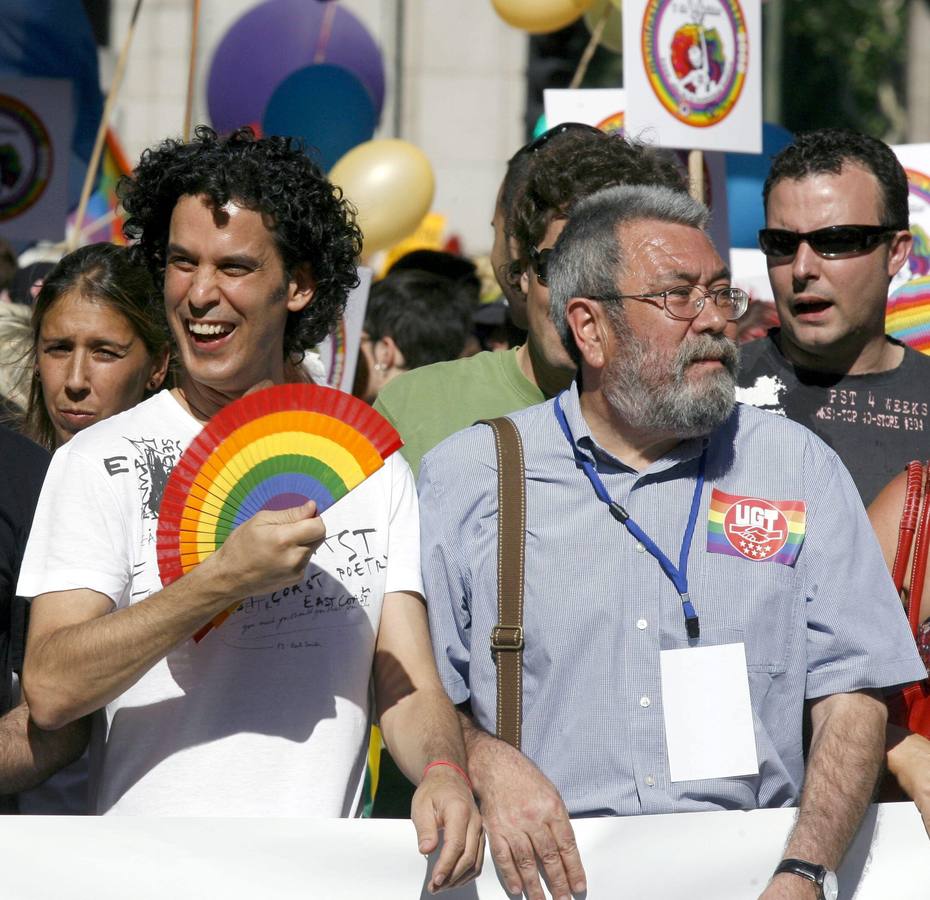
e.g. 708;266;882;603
207;0;385;134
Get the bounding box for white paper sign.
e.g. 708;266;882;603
544;88;626;132
660;642;759;782
0;77;72;241
317;266;372;392
623;0;762;154
730;246;773;303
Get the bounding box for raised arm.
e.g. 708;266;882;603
374;589;482;894
761;690;887;899
24;502;325;730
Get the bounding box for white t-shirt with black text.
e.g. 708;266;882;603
19;390;422;816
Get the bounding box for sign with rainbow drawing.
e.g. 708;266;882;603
543;88;626;135
0;77;71;241
317;266;372;392
623;0;761;154
889;144;930;355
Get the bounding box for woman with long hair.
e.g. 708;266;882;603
23;243;171;450
13;243;170;815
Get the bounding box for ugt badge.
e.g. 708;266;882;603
707;488;806;566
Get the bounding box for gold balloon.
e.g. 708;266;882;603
329;139;435;256
491;0;597;34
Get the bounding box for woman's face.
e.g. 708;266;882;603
37;291;167;446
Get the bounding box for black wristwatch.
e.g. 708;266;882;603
773;858;839;900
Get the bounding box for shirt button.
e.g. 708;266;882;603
645;775;656;787
640;696;651;708
636;618;648;630
635;541;646;553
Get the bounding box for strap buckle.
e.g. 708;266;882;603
491;624;524;652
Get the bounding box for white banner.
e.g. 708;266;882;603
1;803;926;898
623;0;762;154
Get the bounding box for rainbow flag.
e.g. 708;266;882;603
886;174;930;355
67;128;132;245
887;276;930;354
707;488;806;567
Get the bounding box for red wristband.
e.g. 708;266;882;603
422;759;472;791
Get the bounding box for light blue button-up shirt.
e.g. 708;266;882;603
420;382;925;817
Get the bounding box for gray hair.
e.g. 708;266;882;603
547;184;709;365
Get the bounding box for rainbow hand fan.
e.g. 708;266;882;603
156;383;402;641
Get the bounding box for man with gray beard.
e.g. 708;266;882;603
419;184;924;900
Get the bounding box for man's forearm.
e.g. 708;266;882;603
454;706;587;899
380;685;469;786
456;708;501;797
374;591;471;786
783;691;887;867
0;702;89;795
24;557;245;730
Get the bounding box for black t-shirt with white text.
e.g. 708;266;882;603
736;331;930;506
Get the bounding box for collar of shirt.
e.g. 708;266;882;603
561;381;709;480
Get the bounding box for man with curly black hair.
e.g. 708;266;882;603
17;128;482;888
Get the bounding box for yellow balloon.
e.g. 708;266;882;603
491;0;596;34
329;139;435;256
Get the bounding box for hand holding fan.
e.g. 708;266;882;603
156;383;402;641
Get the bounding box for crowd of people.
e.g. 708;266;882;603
0;121;928;899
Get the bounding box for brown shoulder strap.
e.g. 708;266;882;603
477;417;526;750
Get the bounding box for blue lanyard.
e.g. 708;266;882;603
553;392;705;639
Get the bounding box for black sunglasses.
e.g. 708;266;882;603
758;225;898;259
517;122;602;158
528;246;551;285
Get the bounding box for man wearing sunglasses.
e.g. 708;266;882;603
421;183;924;900
737;128;928;507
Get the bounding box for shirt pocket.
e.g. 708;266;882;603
699;556;803;675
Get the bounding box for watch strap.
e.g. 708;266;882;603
773;858;827;898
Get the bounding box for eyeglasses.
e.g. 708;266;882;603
528;246;551;285
591;285;750;322
517;122;602;159
757;225;898;259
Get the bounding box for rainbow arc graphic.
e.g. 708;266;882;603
156;383;402;641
